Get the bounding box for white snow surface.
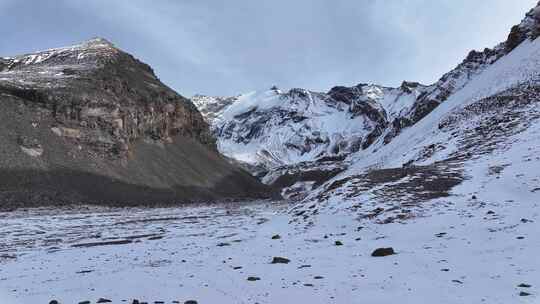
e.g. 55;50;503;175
0;187;538;304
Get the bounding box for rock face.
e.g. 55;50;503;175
0;38;275;209
1;38;214;158
371;247;395;257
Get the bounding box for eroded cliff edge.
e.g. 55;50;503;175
0;38;275;209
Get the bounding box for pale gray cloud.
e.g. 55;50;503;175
0;0;536;96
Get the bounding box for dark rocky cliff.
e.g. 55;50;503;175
0;38;275;209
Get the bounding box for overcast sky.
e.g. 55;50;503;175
0;0;537;96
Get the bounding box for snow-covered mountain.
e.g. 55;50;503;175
194;4;540;203
193;83;429;170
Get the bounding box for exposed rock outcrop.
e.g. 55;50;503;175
0;38;275;209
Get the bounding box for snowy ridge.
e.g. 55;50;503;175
2;38;117;70
0;38;128;91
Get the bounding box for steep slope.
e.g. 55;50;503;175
0;38;274;209
291;5;540;219
195;4;540;201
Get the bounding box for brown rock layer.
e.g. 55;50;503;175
0;38;276;209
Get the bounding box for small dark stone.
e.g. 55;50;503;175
132;300;140;304
452;280;463;284
79;301;91;304
217;242;230;247
441;268;450;272
298;264;311;269
271;257;290;264
271;234;281;240
519;291;531;296
518;283;532;288
154;301;165;304
97;299;112;303
304;283;314;287
371;247;396;257
517;236;525;240
335;241;343;246
486;210;495;215
184;301;198;304
49;301;60;304
314;276;324;279
233;266;243;270
472;195;477;200
247;276;260;281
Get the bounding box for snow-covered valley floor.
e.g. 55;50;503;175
0;194;538;304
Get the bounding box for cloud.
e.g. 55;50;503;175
0;0;537;96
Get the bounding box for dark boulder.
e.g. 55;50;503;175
271;257;291;264
371;247;396;257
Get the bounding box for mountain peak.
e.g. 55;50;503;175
80;37;116;49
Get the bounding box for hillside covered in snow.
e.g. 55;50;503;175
193;4;540;203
